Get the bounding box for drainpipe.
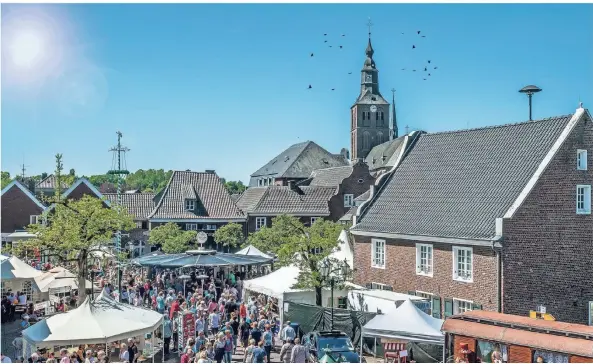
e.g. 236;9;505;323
492;240;502;313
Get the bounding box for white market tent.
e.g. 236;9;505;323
0;254;43;281
22;289;164;348
348;289;425;314
235;245;273;259
34;267;96;294
362;298;444;344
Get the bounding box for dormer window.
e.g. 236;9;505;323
577;149;587;170
185;199;196;211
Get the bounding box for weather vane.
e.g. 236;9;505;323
367;17;373;39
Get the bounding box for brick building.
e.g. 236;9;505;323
147;170;246;247
351;106;592;325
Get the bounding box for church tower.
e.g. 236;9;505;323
350;21;391;161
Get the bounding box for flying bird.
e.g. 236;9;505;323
417;31;421;34
341;34;345;36
348;72;352;74
428;60;431;63
401;68;406;70
331;88;335;91
329;45;332;47
421;36;426;38
310;53;314;57
424;67;427;71
324;33;327;36
412;45;416;49
423;78;427;81
428;73;431;76
308;85;312;89
324;40;328;43
339;45;343;49
401;32;405;35
412;69;416;72
434;67;438;69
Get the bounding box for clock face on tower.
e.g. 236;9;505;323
365;74;372;82
370;105;377;113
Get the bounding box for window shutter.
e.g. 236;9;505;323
444;298;453;318
432;297;442;319
472;303;483;310
408;290;416;296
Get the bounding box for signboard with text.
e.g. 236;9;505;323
179;311;196;350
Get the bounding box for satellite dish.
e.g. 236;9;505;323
197;231;208;244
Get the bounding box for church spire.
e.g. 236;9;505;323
391;88;398;140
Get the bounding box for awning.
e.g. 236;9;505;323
235;245;273;259
131;249;273;268
442;319;593;358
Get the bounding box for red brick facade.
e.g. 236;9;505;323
501;114;593;324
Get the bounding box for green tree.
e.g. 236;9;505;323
1;171;12;189
148;222;195;254
248;215;344;306
40;172;48;180
221;179;247;195
214;223;244;253
25;195;135;303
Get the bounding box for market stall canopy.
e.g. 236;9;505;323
348;289;425;313
130;249;273;268
235;245;273;259
243;265;302;299
363;299;444;344
22;289;163;347
0;255;43;281
34;267;97;293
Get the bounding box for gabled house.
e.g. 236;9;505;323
35;174;68;199
249;141;349;187
147;170;246;245
1;179;47;244
351;106;592;325
364;134;411;177
236;183;339;233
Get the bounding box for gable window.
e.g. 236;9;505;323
453;246;473;282
576;185;591;214
186;223;198;231
453;298;473;315
29;215;41;225
310;217;319;225
185;199;196;211
255;217;267;231
577;149;588;170
371;238;385;269
416;243;433;276
343;194;354;207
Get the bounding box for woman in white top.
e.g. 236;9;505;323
119;343;129;362
18;293;27;305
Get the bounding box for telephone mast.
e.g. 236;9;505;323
107;131;130;301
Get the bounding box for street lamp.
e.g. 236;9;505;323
320;259;351;331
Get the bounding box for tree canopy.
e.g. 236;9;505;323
214;223;244;252
248;215;346;306
148;222;195;254
220;179;247;195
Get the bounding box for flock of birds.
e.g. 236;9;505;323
306;29;439;91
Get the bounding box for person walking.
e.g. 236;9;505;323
223;330;233;363
163;315;173;356
290;338;307;364
214;335;226;363
279;340;295;363
263;325;273;363
281;321;296;343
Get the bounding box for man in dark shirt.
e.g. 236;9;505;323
250;323;262;344
127;338;138;363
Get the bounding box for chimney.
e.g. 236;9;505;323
205;170;215;174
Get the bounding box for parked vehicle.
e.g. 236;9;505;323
302;330;364;363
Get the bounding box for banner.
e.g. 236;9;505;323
179;311;196;350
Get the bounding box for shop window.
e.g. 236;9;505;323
532;350;568;363
476;341;508;363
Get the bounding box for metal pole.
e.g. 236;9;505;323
528;93;533;121
116;132;123;302
330;278;335;331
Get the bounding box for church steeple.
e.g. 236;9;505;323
390;88;398;140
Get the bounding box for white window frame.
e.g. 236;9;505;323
371;282;386;290
371;238;386;269
186;223;198;231
453;298;474;315
576;185;591;214
255;217;267;231
343;194;354;207
185;199;196;211
310;217;319;225
577;149;588;170
416;243;434;277
205;224;217;231
29;215;40;225
136;221;143;229
453;246;473;282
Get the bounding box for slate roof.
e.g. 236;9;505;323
354;190;370;204
35;175;68;190
365;136;406;171
104;193;156;221
353;114;574;240
148;171;245;220
309;166;353;187
249;141;348;185
339;206;358;222
236;186;336;215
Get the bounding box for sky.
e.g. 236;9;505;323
2;3;593;184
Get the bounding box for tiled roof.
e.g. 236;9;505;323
365;136;406;171
339;206;358;221
354;190;370;203
104;193;156;221
237;186;336;215
148;171;244;220
353;114;574;240
309;166;353;187
249;141;348;185
36;175;68;190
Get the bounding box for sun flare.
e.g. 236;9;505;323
9;30;45;68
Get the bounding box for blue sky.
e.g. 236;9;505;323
2;3;592;183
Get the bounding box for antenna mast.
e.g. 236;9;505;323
107;131;130;302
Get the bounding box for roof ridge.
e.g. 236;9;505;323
282;141;313;176
314;165;353;172
425;114;573;136
147;170;177;218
